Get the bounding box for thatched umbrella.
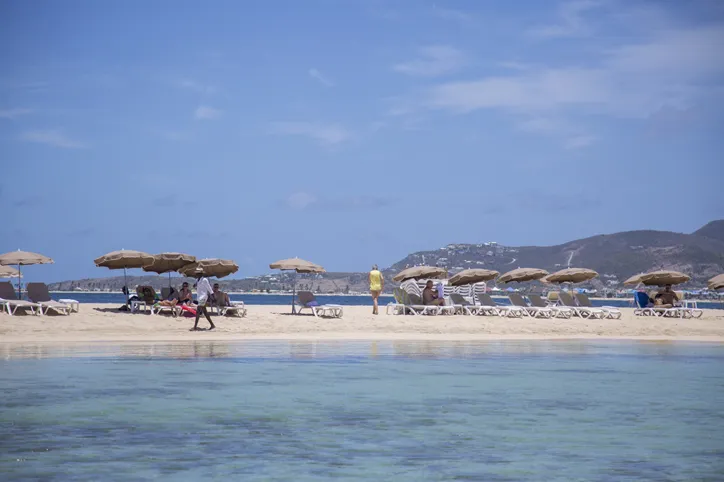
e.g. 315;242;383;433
623;273;645;286
0;250;54;298
94;249;155;303
638;270;690;286
449;269;499;286
392;266;448;283
708;274;724;291
143;253;196;287
0;266;20;278
178;258;238;279
543;268;598;284
269;258;325;313
498;268;549;284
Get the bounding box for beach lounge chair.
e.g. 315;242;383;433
0;281;41;315
218;301;247;317
405;292;454;315
633;291;679;317
574;293;622;319
296;291;343;318
386;288;411;315
151;301;181;317
508;293;552;318
558;292;604;319
26;283;71;315
528;295;573;318
476;293;524;317
449;293;481;315
132;286;157;313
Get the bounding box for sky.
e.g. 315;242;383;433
1;0;723;283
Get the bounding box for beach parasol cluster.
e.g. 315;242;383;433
0;250;55;298
94;249;238;302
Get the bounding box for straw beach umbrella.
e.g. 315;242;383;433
543;268;598;284
623;273;645;286
638;270;690;286
94;249;154;303
0;265;20;278
269;258;325;314
392;266;448;282
708;274;724;291
143;252;196;287
498;268;549;284
178;258;239;279
449;269;499;286
0;250;54;298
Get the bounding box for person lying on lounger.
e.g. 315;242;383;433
422;280;445;306
211;283;231;307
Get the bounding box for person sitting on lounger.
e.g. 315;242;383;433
158;288;179;307
654;284;679;308
211;283;231;307
422;280;445;306
178;282;193;305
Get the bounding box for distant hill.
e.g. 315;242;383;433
693;220;724;243
49;220;724;292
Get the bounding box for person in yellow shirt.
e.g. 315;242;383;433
369;265;384;315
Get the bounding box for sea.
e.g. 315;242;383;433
1;341;723;480
48;292;724;309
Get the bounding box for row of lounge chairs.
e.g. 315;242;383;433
387;286;625;319
130;286;247;317
0;282;74;315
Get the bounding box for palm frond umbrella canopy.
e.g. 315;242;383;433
143;253;196;287
498;268;549;284
543;268;599;284
0;250;54;298
178;259;238;278
623;273;645;286
449;269;499;286
0;265;20;278
637;270;690;287
392;266;448;283
269;258;325;314
708;274;724;291
94;249;155;302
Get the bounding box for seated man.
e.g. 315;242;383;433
211;283;231;307
422;280;445;306
654;284;679;308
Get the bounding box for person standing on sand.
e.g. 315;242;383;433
191;268;216;331
369;264;384;315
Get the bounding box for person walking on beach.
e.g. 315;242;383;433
191;268;216;331
369;264;384;315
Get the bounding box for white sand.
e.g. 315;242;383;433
1;303;723;344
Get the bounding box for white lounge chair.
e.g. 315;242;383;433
218;301;247;317
296;291;343;318
449;293;481;315
508;293;552;318
0;281;41;315
558;292;604;319
26;283;71;315
633;291;680;318
476;293;524;318
528;295;573;318
574;293;622;319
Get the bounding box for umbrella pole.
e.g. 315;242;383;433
17;264;22;300
291;272;297;314
124;266;129;304
168;272;172;289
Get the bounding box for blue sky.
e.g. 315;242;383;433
2;0;723;282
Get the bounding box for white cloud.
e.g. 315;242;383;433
529;0;602;38
179;79;216;95
0;108;33;119
194;105;221;120
287;192;317;210
270;121;352;146
20;129;87;149
564;135;596;149
308;68;334;87
393;46;466;77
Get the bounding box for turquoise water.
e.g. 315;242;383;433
2;341;723;481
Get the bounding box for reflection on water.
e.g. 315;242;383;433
1;341;723;480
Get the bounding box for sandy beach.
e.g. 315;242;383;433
1;303;723;344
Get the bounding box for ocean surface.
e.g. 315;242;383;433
2;341;723;481
47;291;724;309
